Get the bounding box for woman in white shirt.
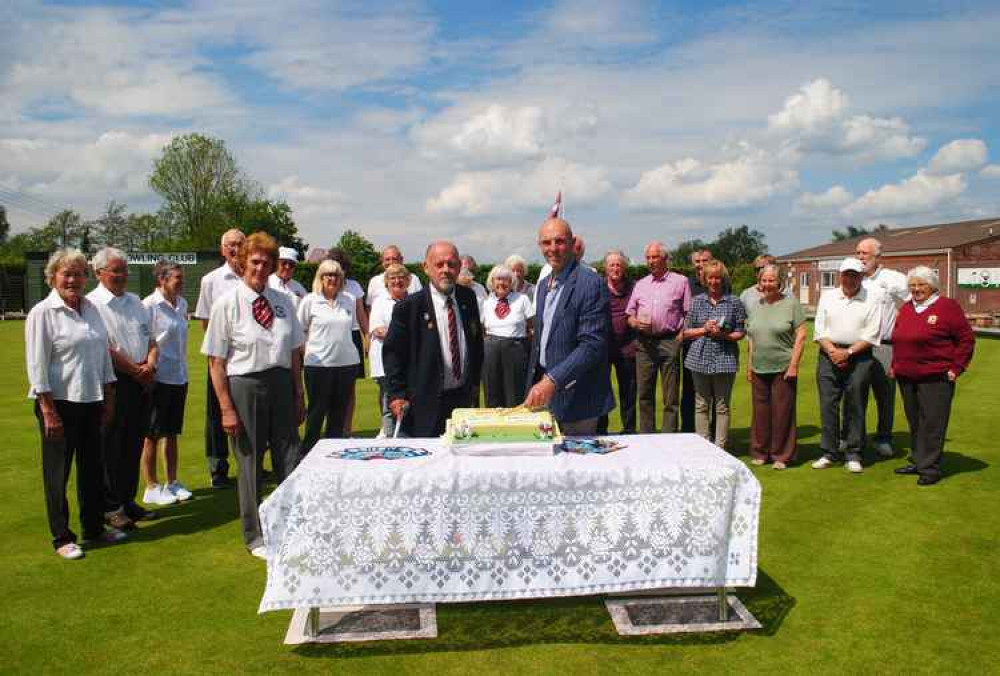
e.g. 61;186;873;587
201;232;305;558
481;264;534;408
368;263;410;437
25;249;122;560
298;259;360;452
325;248;369;436
140;260;192;506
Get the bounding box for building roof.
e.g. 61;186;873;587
778;217;1000;261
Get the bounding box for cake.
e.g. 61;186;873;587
444;407;562;456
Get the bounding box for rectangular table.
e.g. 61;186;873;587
258;434;760;614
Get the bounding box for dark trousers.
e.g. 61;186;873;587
483;335;529;408
103;372;151;517
817;353;872;458
898;377;954;480
598;352;636;434
750;371;798;464
635;335;682;433
37;401;106;548
681;342;696;433
870;344;896;443
302;365;355;453
205;371;230;479
228;368;301;549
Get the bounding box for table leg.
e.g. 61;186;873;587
717;588;727;622
307;607;319;638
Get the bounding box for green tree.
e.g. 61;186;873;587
832;223;889;241
333;229;381;280
91;201;129;249
149;134;243;246
0;205;9;245
710;225;767;267
222;194;306;255
670;238;709;267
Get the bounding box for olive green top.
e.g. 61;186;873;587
746;295;806;373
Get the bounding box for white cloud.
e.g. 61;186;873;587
622;146;798;211
795;185;854;213
767;78;925;162
426;156;611;217
268;176;345;220
927;139;988;175
843;170;966;218
981;164;1000;178
449;105;547;164
0;131;173;202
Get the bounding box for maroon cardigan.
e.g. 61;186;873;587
891;296;975;381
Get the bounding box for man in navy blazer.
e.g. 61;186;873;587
524;218;615;434
383;241;484;437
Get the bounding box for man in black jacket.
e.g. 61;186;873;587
383;241;484;437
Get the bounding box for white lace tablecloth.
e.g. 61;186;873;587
258;434;760;612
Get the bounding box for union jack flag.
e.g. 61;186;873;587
548;190;562;218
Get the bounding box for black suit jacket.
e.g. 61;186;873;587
382;285;484;437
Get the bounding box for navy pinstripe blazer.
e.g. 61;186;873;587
527;258;615;423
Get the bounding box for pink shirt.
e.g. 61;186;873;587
626;271;691;334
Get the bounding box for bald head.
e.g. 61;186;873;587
220;229;246;268
424;240;461;294
855;237;882;276
538;218;575;274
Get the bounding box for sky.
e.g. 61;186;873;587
3;0;1000;263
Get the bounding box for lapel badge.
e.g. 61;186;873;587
423;312;430;321
927;314;938;325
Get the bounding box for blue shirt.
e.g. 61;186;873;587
538;262;572;369
684;293;746;374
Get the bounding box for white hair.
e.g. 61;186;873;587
504;254;527;270
645;241;668;257
859;237;883;256
486;264;513;292
91;247;127;273
45;248;88;285
906;265;939;290
604;249;630;266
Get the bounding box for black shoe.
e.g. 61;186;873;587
894;464;919;475
125;503;158;521
211;475;233;489
917;475;941;486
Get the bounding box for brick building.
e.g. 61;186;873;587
777;217;1000;321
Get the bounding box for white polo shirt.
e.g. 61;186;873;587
268;273;308;309
367;273;422;307
201;283;304;376
863;266;909;340
143;290;189;385
814;286;882;347
367;294;400;379
87;284;153;365
296;292;360;368
483;291;534;338
430;285;469;390
26;290;116;402
195;263;241;319
345;278;365;330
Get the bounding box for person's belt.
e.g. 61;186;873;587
644;329;679;339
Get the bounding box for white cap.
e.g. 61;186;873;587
278;247;298;262
839;257;865;274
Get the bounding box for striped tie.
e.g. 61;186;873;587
446;297;461;381
252;295;274;330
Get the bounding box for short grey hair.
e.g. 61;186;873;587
92;247;127;273
645;241;668;257
758;263;786;291
153;259;183;284
906;265;939;290
604;249;630;266
504;254;527;271
486;264;514;292
859;237;883;256
45;248;88;286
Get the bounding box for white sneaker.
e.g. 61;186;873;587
875;442;894;458
773;461;787;470
250;546;267;559
56;543;84;560
846;459;864;473
167;480;193;501
750;458;766;466
143;484;178;506
812;456;836;469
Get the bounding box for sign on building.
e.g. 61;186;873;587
958;268;1000;288
126;253;198;265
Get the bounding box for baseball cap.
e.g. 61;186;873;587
839;257;865;274
278;247;299;262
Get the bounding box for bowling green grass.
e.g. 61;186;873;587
0;320;996;674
